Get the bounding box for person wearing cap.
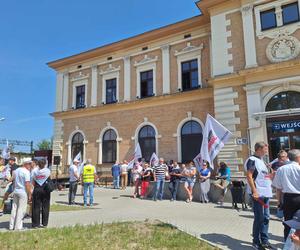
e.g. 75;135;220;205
81;159;97;207
244;142;274;250
273;149;300;241
69;159;80;205
9;160;32;230
283;209;300;250
0;157;18;215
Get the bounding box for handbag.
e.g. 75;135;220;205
44;178;55;193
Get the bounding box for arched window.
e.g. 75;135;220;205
138;125;156;162
181;121;203;163
71;132;84;160
102;129;117;163
266;91;300;111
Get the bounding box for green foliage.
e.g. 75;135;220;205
35;139;52;151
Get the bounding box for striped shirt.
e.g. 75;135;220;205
154;164;167;179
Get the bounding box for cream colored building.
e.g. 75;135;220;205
48;0;300;176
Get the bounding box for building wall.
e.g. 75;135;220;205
60;91;213;173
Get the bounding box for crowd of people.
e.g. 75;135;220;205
109;157;231;204
244;142;300;250
0;141;300;250
0;157;52;230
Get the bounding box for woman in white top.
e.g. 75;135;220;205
31;158;51;228
132;162;143;198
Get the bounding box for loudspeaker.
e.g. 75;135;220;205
53;156;61;165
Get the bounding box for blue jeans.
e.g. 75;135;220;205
168;180;180;200
83;182;94;206
154;178;165;200
252;197;270;245
113;176;120;189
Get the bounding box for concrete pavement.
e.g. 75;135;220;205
0;187;284;250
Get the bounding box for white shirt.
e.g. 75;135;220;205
69;164;79;182
273;161;300;194
120;164;128;174
13;167;30;194
32;167;51;186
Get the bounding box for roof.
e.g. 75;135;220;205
47;12;210;70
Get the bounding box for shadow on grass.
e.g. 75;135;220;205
0;221;32;230
55;201;100;206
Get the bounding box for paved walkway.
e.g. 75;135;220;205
0;187;284;250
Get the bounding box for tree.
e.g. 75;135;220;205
36;139;52;150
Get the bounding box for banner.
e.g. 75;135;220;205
193;152;203;172
1;140;10;160
150;152;159;167
73;152;82;163
128;143;142;169
200;114;232;168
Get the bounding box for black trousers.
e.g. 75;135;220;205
283;193;300;240
32;185;50;227
68;181;78;204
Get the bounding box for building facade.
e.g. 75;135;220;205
48;0;300;176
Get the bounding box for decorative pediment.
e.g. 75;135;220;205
99;64;121;75
258;23;300;40
174;42;204;57
266;34;300;63
70;71;90;82
134;55;158;67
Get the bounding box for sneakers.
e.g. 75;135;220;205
261;242;276;250
252;243;266;250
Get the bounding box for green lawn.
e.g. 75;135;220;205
50;204;86;212
0;221;218;250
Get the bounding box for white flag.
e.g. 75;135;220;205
128;143;142;169
1;140;10;160
73;152;81;163
200;114;232;168
150;152;159;167
193;152;203;172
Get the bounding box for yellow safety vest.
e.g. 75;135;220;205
82;165;95;183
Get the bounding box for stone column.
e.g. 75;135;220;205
55;72;63;112
161;45;170;94
241;5;258;68
62;72;69;111
91;65;98;107
123;56;131;101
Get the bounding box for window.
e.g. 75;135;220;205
266;91;300;111
106;78;117;104
181;59;199;91
138;125;156;162
71;132;84;160
76;85;85;109
181;121;202;163
282;2;300;25
140;70;153;98
260;8;277;30
102;129;117;163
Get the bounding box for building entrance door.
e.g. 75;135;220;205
267;116;300;160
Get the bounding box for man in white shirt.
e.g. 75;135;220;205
245;142;274;250
9;160;32;230
69;159;80;205
120;160;128;190
273;149;300;241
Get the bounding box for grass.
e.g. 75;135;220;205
0;221;218;250
50;204;86;212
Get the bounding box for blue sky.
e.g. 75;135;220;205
0;0;200;151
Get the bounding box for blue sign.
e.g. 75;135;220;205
272;120;300;132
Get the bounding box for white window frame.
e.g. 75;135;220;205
66;128;88;165
72;80;88;109
102;72;119;104
134;55;158;99
254;0;300;39
97;125;122;164
174;116;204;163
175;43;203;91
